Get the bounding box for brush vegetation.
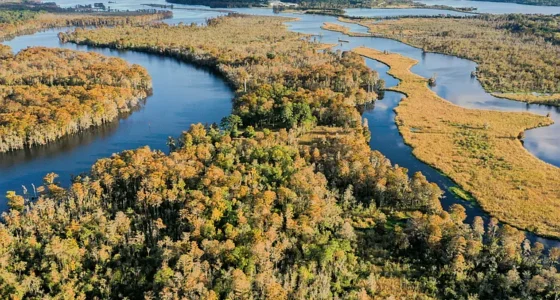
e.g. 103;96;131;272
354;46;560;239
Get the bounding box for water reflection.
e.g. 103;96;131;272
0;29;234;211
3;3;559;246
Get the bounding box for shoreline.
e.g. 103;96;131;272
354;46;560;239
331;16;560;107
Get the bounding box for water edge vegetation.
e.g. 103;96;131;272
340;15;560;106
354;46;560;239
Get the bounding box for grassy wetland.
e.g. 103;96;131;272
342;15;560;106
321;22;371;36
354;46;560;238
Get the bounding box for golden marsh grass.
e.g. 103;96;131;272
321;22;371;37
354;47;560;238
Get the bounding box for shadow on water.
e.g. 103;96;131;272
0;28;234;211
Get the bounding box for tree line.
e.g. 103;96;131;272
2;14;560;299
0;47;152;152
472;0;560;7
0;9;172;42
356;14;560;102
166;0;414;8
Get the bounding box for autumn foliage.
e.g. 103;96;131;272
0;9;172;41
1;14;560;300
348;15;560;105
59;15;379;131
0;47;151;152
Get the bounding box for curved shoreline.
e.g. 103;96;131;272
320;18;560;163
331;17;560;107
0;28;235;212
4;8;560;246
355;46;560;239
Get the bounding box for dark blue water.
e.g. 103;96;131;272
0;29;233;211
263;13;560;168
363;58;560;248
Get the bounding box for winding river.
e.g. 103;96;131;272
0;27;234;211
1;3;559;247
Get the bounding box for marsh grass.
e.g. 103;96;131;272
354;47;560;238
345;17;560;105
298;126;353;145
321;22;372;37
492;92;560;106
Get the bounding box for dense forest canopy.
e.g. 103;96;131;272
0;47;152;152
0;9;173;152
59;15;379;131
1;14;559;299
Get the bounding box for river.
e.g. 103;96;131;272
1;3;559;247
0;27;234;211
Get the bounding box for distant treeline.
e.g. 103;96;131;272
166;0;268;8
166;0;415;8
354;13;560;98
472;0;560;6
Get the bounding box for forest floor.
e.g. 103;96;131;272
353;46;560;239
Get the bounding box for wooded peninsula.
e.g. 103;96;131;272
1;13;560;299
0;9;172;152
0;47;151;152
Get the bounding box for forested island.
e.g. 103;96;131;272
0;47;151;152
0;9;172;41
0;9;173;152
1;14;559;299
339;14;560;105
